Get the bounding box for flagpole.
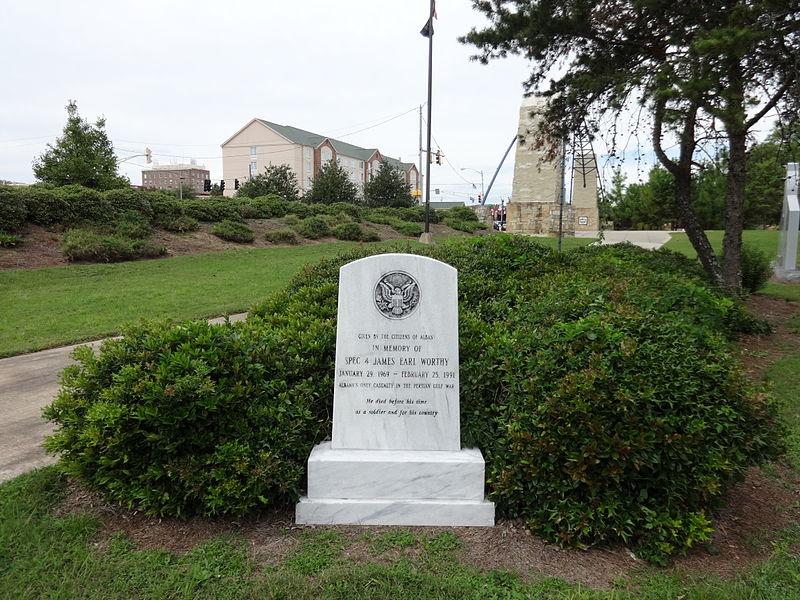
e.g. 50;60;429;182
422;0;434;242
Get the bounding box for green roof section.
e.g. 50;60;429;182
256;119;415;171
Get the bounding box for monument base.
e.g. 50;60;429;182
296;442;494;526
418;232;435;245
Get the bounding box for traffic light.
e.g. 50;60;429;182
145;147;152;164
435;150;442;165
220;179;226;192
203;179;211;192
234;179;240;190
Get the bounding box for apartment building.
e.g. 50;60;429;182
221;119;419;197
141;164;210;193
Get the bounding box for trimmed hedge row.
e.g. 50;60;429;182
45;237;784;564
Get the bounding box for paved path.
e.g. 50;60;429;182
574;230;673;250
0;313;247;483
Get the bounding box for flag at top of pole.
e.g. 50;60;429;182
420;0;437;37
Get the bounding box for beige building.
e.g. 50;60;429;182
141;164;210;193
507;96;599;235
221;119;419;197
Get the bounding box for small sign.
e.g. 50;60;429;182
578;216;589;225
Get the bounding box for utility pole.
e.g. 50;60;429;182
420;0;435;244
418;104;424;206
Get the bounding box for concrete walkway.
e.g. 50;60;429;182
0;313;247;483
574;230;673;250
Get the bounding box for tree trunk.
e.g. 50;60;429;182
722;129;747;296
652;97;724;287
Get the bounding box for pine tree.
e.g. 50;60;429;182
236;164;300;201
363;161;414;208
33;100;128;190
305;160;358;205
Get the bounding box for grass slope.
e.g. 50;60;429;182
0;244;363;357
0;236;593;357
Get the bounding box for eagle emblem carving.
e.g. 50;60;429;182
374;271;420;319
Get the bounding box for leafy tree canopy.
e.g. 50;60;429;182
463;0;800;295
363;161;415;208
304;160;358;205
33;100;129;190
236;164;300;201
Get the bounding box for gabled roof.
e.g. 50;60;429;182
255;119;411;167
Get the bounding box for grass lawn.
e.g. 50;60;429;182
0;235;592;357
664;230;800;301
0;242;396;357
662;229;793;259
2;232;799;599
2;466;799;600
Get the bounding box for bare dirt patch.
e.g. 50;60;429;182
0;221;486;271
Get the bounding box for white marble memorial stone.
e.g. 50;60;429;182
331;254;460;451
296;253;494;526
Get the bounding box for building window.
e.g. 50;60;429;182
249;161;258;176
250;146;257;157
321;147;333;164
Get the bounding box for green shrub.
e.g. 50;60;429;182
446;219;487;233
328;202;364;221
183;198;242;222
247;194;289;219
0;186;27;232
45;315;334;517
738;244;774;294
398;205;438;223
441;206;480;222
364;208;424;236
282;214;300;226
160;214;200;233
102;188;154;220
149;192;184;222
264;229;299;244
293;216;330;239
393;221;423;236
0;233;24;247
58;185;112;224
284;201;311;219
113;211;153;239
211;219;255;243
331;221;363;241
45;238;784;563
18;185;71;225
360;229;381;242
60;228;166;262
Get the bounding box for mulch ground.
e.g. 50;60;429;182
0;221;486;271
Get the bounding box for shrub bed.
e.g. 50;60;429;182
160;214;200;233
265;229;299;245
183;198;242;223
45;237;784;563
293;216;330;239
331;222;363;241
60;228;166;262
211;220;255;243
0;186;27;232
0;233;24;247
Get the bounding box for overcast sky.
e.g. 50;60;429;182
1;1;537;203
6;1;774;204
